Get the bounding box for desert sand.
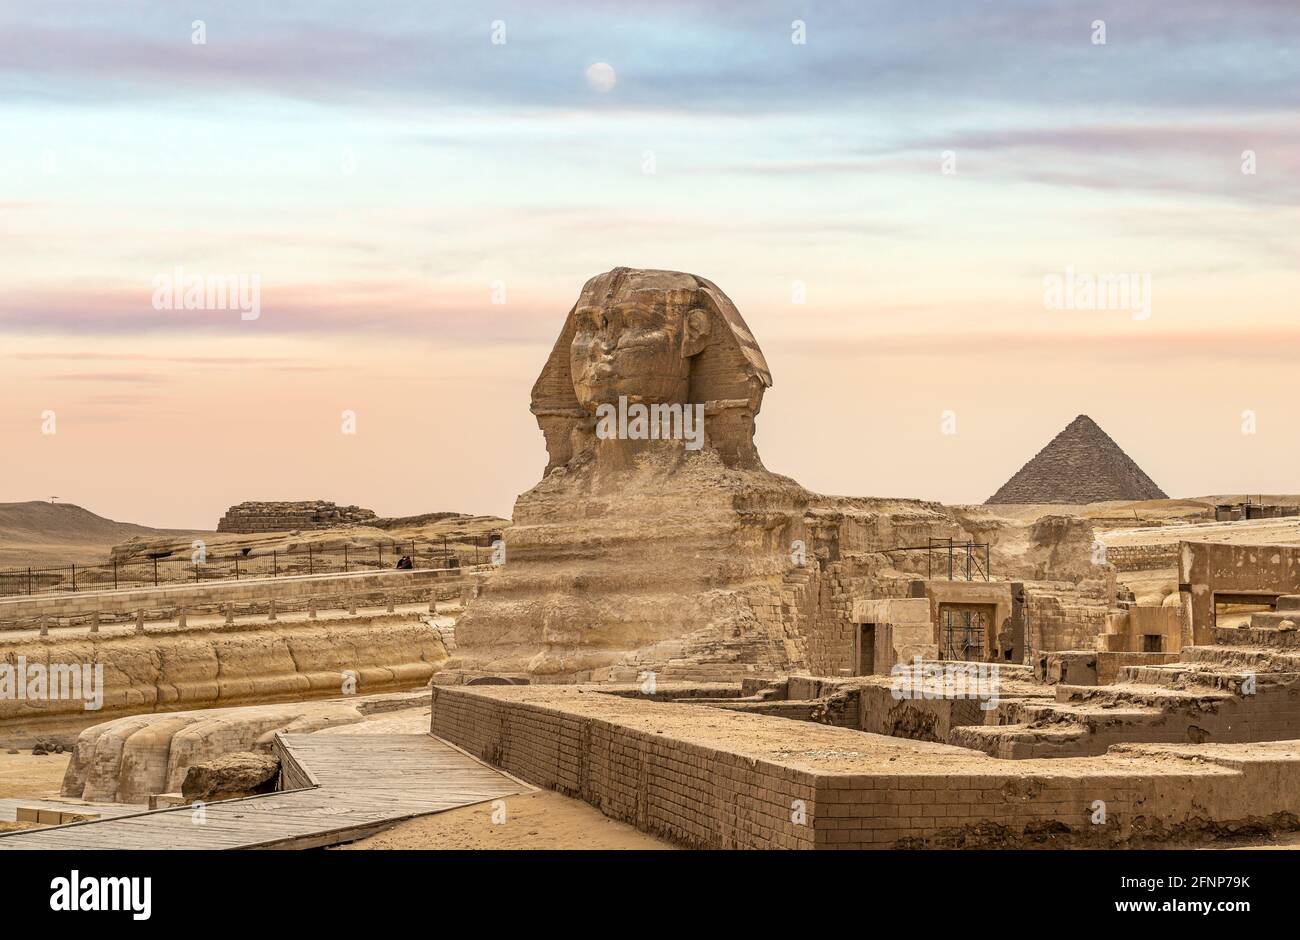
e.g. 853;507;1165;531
337;790;672;850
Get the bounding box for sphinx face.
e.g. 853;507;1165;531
568;290;692;411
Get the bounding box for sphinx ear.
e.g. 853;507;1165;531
681;308;712;358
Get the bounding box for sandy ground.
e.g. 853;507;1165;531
0;750;72;830
337;788;672;850
0;750;71;800
1100;516;1300;548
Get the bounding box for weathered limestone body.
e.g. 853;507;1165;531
451;268;816;680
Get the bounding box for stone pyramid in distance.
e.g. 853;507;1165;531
985;415;1167;504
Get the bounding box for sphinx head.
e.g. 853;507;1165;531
531;268;772;473
568;269;713;411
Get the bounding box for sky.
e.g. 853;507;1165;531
1;0;1297;529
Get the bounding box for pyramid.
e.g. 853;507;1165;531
986;415;1167;504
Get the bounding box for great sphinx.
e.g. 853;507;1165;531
441;268;1105;682
446;268;821;681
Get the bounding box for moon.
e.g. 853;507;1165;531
585;62;616;93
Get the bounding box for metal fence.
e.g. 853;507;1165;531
0;535;501;598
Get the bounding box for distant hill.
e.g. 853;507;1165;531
0;502;206;568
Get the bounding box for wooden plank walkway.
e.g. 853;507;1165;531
0;798;147;823
0;734;528;850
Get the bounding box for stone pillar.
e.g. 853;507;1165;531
348;596;357;615
224;604;235;625
428;593;438;614
39;617;48;637
385;595;395;613
90;611;100;635
308;598;317;619
177;607;187;628
135;610;146;635
268;599;277;622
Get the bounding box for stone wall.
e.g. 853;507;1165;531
0;615;448;732
216;500;377;533
429;683;1300;848
0;567;467;625
1180;541;1300;645
1104;543;1179;572
1024;580;1113;653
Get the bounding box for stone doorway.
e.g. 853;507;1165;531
857;623;876;675
939;603;993;661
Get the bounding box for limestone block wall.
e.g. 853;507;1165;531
1025;581;1112;652
1096;651;1182;685
0;567;464;625
1181;542;1300;645
429;684;1300;848
804;558;912;677
216;500;377;533
0;615;448;730
430;685;818;849
857;682;988;742
852;598;935;672
1099;606;1184;654
1104;543;1179;572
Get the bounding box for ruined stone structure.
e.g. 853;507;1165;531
216;500;378;533
447;270;1117;684
986;415;1167;504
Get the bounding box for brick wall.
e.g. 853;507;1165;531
429;684;1300;848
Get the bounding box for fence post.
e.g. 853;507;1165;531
235;556;240;580
71;564;77;592
152;557;158;587
273;551;278;578
113;560;118;591
378;544;383;569
343;544;348;572
308;544;314;576
27;566;32;595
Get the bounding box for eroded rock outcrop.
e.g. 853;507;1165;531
61;699;369;803
182;751;280;802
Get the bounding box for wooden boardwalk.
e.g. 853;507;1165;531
0;734;528;850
